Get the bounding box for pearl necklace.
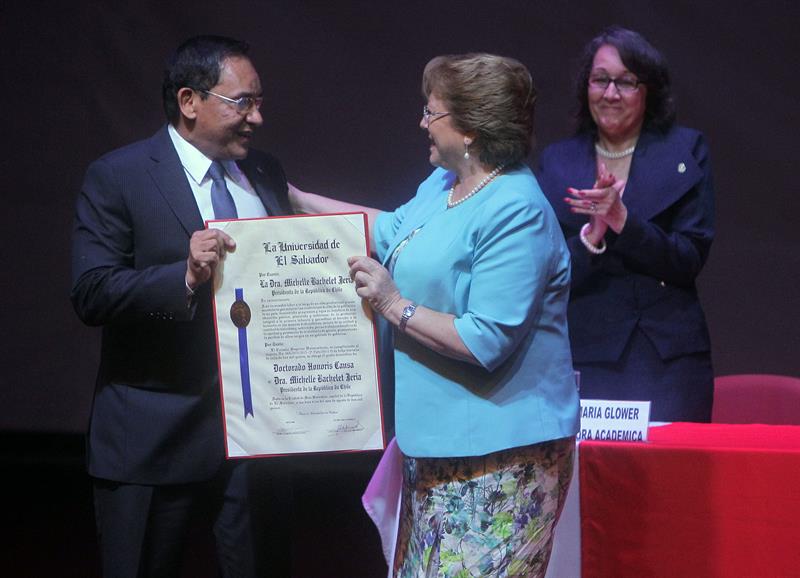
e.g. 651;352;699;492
595;142;636;159
447;165;504;208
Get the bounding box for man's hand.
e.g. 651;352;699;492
185;229;236;291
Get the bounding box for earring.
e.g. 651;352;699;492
464;141;470;160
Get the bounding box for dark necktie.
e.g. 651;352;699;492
208;161;238;219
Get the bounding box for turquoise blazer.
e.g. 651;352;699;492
374;165;580;458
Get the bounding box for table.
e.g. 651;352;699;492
579;422;800;578
367;424;800;578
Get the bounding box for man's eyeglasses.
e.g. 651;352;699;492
201;89;263;114
588;75;640;94
422;105;450;126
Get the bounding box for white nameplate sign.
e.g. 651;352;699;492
577;399;651;442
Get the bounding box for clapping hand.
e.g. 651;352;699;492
565;163;628;234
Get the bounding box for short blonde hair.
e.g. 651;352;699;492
422;53;536;167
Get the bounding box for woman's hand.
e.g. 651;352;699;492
347;256;401;317
565;163;628;234
347;257;481;364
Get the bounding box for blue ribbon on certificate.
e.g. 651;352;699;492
231;287;254;418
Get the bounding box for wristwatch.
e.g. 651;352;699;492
399;302;417;332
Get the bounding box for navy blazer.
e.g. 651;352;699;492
71;126;290;484
537;126;714;364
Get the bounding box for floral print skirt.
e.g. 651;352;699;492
393;437;575;578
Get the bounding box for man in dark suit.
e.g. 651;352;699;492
71;35;291;577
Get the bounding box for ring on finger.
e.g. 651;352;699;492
590;201;598;212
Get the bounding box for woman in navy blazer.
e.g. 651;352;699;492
537;27;715;422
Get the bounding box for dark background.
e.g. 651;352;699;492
2;0;798;434
1;1;798;576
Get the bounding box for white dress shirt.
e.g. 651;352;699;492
168;124;268;221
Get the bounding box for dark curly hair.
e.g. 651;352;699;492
422;53;537;167
575;26;676;135
162;35;250;124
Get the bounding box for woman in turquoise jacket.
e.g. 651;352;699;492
292;53;579;578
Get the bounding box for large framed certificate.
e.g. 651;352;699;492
208;213;385;457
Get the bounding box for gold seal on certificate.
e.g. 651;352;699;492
209;213;385;457
229;299;251;328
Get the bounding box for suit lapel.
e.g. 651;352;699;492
624;130;703;220
146;126;204;235
238;157;284;216
146;127;287;230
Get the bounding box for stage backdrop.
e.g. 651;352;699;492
2;0;797;432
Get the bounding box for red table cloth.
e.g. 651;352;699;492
580;422;800;578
